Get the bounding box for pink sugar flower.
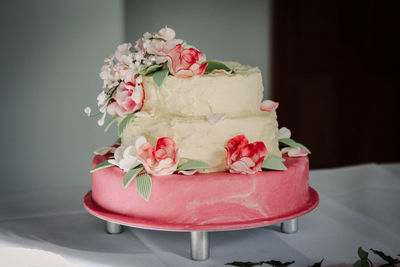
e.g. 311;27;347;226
226;135;268;174
137;137;180;176
167;44;208;78
260;100;279;112
107;79;144;117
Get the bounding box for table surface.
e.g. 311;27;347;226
1;163;399;267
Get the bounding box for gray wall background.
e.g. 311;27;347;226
0;0;271;193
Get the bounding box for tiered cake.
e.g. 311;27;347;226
86;27;315;230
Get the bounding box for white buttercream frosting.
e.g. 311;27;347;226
141;63;263;117
121;63;281;172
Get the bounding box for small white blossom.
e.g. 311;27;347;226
277;127;291;139
97;91;107;107
84;107;91;116
99;63;119;89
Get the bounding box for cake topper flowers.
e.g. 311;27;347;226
225;135;287;173
85;26;234;135
91;136;212;201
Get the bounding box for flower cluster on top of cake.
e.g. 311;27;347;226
84;26;235;127
87;26;311;201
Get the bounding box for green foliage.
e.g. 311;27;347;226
352;247;370;267
123;166;144;188
90;160;114;173
177;160;211;171
153;69;169;87
262;155;287;171
139;64;162;75
279;138;311;154
204;60;235;73
104;115;119;132
118;113;135;136
135;173;152;201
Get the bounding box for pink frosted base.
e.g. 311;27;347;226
86;155;319;231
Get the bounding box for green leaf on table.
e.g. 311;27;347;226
225;261;264;267
123;166;144;188
118;113;135;136
279;138;311;154
263;260;295;267
352;247;370;267
90;160;114;173
139;64;162;76
204;60;235;73
262;154;287;171
308;259;324;267
135;173;152;201
370;248;399;266
104;115;119;132
177;160;211;171
153;69;169;87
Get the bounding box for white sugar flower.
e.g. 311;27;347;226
277;127;291;139
156;26;176;41
97;91;108;112
143;32;152;40
114;43;132;62
108;136;147;172
281;147;308;157
99;64;119;89
134;51;145;62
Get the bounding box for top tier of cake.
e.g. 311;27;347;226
141;63;263;117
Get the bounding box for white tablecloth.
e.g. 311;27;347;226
1;163;399;266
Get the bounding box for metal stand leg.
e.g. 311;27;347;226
106;221;123;234
190;231;209;261
281;218;298;234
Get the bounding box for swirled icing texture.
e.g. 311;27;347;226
121;63;281;172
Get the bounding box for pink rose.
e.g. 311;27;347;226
167;44;208;78
137;137;180;176
226;135;268;174
107;79;144;117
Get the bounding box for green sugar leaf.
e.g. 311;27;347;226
262;154;287;171
279;138;311;154
104;115;119;132
123;166;144;188
177;160;211;171
135;173;152;201
118;113;135;137
153;69;169;87
90;160;114;173
204;60;235;73
139;64;162;76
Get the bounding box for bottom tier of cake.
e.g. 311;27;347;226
91;155;313;230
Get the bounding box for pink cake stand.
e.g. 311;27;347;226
83;187;319;261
